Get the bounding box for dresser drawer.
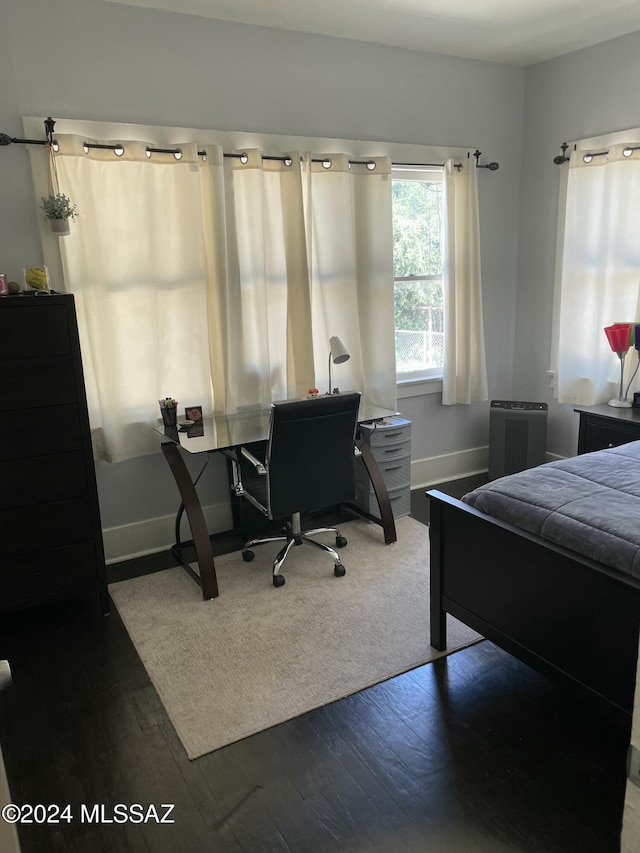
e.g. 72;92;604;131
0;404;83;460
0;355;77;411
582;422;638;452
0;541;98;610
0;452;88;510
354;480;411;519
386;486;411;519
361;418;411;449
0;497;94;557
357;452;411;493
0;301;71;359
578;414;640;454
369;441;412;463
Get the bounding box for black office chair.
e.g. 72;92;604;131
239;392;361;587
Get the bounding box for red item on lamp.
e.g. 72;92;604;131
604;323;632;353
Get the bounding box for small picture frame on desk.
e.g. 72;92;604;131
185;405;203;422
632;393;640;409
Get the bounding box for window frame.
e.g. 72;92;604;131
392;166;444;388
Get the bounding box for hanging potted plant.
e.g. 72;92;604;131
39;192;78;236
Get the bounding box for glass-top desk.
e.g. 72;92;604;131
155;398;400;600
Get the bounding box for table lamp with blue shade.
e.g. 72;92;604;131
328;336;350;395
604;323;632;407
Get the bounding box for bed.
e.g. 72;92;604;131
427;441;640;721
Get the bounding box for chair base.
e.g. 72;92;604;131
242;512;347;587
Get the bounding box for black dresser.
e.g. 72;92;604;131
575;404;640;454
0;293;108;614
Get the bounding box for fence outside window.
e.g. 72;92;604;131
395;307;444;373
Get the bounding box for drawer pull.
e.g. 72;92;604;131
383;432;403;439
383;465;403;472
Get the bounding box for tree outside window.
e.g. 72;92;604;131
392;169;443;381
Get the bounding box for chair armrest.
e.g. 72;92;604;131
240;446;267;475
0;661;11;692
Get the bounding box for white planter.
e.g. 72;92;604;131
48;218;71;236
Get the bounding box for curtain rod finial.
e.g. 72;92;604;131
44;117;56;145
553;142;570;165
474;149;499;170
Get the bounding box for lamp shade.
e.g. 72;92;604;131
604;323;632;353
613;321;636;347
329;336;350;364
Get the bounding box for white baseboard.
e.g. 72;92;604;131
410;447;566;491
103;501;233;564
105;449;489;562
104;448;565;564
411;446;489;490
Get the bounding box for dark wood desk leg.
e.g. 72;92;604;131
161;442;219;600
356;438;397;545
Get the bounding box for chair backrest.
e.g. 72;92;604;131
266;392;361;520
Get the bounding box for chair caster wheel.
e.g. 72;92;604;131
334;563;346;578
242;550;255;562
273;574;286;587
335;535;347;548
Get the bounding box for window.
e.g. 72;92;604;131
553;141;640;405
392;168;443;382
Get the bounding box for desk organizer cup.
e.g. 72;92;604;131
159;398;178;427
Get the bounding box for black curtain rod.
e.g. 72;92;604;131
0;117;499;171
553;141;640;164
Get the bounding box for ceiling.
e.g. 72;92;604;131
99;0;640;65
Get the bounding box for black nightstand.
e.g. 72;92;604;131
575;404;640;454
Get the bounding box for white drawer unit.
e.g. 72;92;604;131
354;417;411;519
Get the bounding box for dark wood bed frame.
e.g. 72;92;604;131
427;489;640;723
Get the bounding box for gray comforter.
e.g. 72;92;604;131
462;441;640;578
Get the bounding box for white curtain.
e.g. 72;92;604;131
555;144;640;404
303;154;395;406
441;157;488;404
199;148;315;414
48;134;395;462
53;136;213;462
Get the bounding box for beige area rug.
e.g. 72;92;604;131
109;516;482;760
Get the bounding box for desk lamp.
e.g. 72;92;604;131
328;336;350;395
604;323;632;407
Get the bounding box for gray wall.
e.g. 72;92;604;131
2;0;526;558
516;30;640;458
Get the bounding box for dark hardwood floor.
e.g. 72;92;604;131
0;481;629;853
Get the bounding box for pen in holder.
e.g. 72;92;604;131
159;398;178;427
